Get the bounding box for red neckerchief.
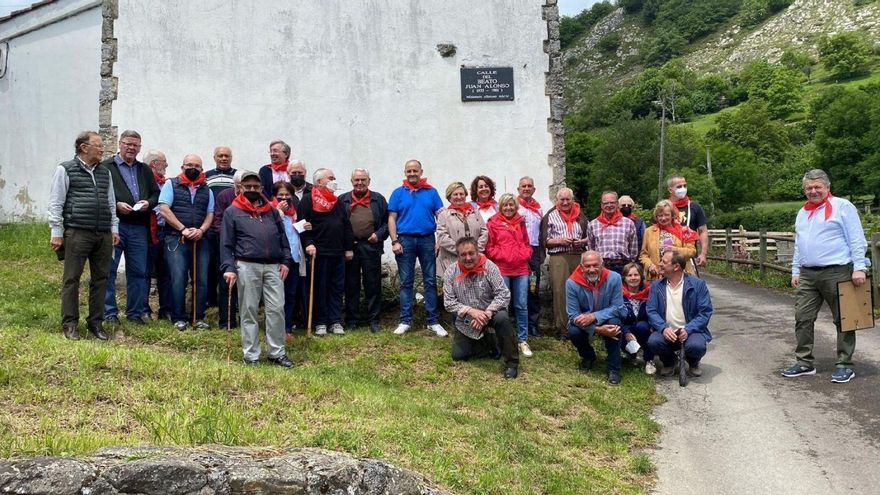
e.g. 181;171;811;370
270;160;289;173
622;283;650;301
493;211;524;232
402;178;433;192
153;171;166;186
232;192;272;215
804;193;833;221
311;186;339;213
476;198;497;210
448;202;473;215
657;220;700;243
556;202;582;235
177;171;206;187
596;210;623;229
518;196;541;214
269;198;297;218
671;195;690;210
569;266;610;299
349;190;371;211
623;212;639;220
455;254;488;282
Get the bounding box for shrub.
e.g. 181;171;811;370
710;205;800;231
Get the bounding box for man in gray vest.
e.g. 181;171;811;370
48;131;120;340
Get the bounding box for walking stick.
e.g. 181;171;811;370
192;239;198;328
226;283;233;364
306;252;316;337
678;330;689;387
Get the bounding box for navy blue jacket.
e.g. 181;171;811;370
646;275;713;340
220;203;292;274
338;190;389;253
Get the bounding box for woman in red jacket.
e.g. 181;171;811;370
486;194;534;357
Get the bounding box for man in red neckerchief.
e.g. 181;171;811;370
565;251;625;385
144;150;172;321
586;190;638;274
258;140;294;198
516;176;543;337
667;175;709;267
297;168;354;336
443;236;519;379
221;171;293;368
339;168;389;333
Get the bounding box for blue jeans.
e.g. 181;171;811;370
622;320;654;361
648;331;708;367
503;275;529;343
567;322;622;372
395;235;439;325
313;256;344;326
104;223;149;319
164;234;210;322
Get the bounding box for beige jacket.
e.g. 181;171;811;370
435;207;488;276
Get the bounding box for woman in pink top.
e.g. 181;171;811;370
486;194;534;357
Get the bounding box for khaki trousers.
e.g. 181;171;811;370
795;264;856;368
548;253;582;336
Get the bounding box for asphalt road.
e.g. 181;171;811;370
650;273;880;495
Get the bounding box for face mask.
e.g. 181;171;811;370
326;181;338;192
184;168;201;181
243;191;261;203
290;175;305;187
674;187;688;198
620;206;632;217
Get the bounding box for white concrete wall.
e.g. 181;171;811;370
113;0;554;205
0;0;102;222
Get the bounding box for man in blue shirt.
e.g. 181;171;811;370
782;169;869;383
387;159;447;337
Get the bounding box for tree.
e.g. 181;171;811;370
739;61;803;118
780;48;814;81
708;100;791;162
642;30;687;66
818;31;872;79
708;143;765;210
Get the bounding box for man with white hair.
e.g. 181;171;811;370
297;168;354;335
287;160;313;208
143;149;171;320
516;176;543;337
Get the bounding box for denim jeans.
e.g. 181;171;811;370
621;320;654;362
503;275;529;343
313;255;344;327
648;331;708;367
395;234;439;325
164;234;210;322
104;222;149;319
567;322;622;372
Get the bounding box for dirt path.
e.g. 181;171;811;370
650;274;880;495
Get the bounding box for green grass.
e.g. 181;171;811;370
0;223;661;494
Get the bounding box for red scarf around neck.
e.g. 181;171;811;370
448;202;473;215
569;266;610;298
596;210;623;228
671;195;690;210
270;198;297;218
232;193;272;215
270;160;289;173
622;283;650;301
456;254;488;282
153;172;166;186
804;193;833;221
657;220;700;243
177;171;206;187
623;212;639;220
312;186;339;213
556;202;582;235
349;190;371;211
476;198;497;210
518;196;541;215
494;211;524;231
402;178;433;192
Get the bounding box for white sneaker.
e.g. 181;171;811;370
315;325;327;336
519;341;533;357
330;323;345;335
393;323;410;335
645;361;657;375
428;323;448;337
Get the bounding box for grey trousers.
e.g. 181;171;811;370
795;264;856;368
60;229;113;328
237;261;286;362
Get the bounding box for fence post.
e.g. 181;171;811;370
725;228;732;269
872;233;880;310
759;229;767;279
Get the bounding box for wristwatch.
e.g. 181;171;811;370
391;239;400;245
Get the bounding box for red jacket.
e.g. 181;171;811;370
485;213;532;276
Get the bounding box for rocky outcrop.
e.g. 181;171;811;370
0;446;448;495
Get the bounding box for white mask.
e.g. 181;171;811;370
674;186;688;198
326;181;338;192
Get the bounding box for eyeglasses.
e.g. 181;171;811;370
120;141;141;148
601;201;617;206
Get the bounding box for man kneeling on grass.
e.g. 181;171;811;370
646;250;713;378
221;171;294;368
443;236;520;379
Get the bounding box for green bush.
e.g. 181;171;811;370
710;205;800;231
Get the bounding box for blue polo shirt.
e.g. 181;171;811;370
388;186;443;235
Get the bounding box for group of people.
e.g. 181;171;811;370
49;130;870;384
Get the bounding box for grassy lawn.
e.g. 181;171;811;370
0;223;661;494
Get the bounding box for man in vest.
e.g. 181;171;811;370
158;154;215;331
48;131;120;340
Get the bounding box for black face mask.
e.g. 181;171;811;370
243;191;262;203
620;206;632;217
184;168;201;181
290;175;305;187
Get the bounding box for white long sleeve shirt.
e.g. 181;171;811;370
791;196;868;277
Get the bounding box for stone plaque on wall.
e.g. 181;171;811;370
460;67;514;101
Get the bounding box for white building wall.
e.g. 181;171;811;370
0;0;102;222
112;0;554;205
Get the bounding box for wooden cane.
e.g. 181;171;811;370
226;282;233;364
192;239;198;328
306;252;316;337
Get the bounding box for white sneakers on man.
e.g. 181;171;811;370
330;323;345;335
519;341;533;357
393;323;411;335
315;325;327;336
645;361;657;375
428;324;448;337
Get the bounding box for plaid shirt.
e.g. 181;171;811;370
443;259;510;339
586;217;638;262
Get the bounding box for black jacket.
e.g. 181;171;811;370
297;193;354;257
220;204;292;274
102;155;160;226
338;190;389;253
258;164;312;204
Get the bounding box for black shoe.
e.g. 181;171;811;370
243;359;258;366
62;323;79;340
104;315;121;327
369;322;381;333
126;316;147;326
504;367;519;379
607;370;621;385
268;355;294;368
88;324;109;341
345;322;358;332
528;326;540;337
578;359;594;372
